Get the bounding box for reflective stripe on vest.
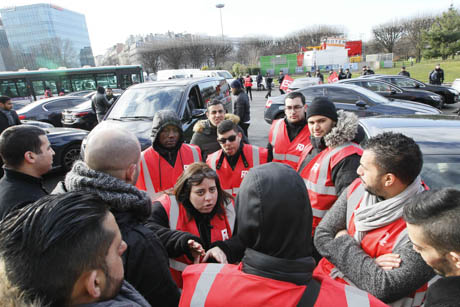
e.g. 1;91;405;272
224;188;239;195
140;152;156;199
188;144;201;162
225;200;236;234
304;143;362;197
346;182;365;228
270;119;283;146
209;152;218;170
345;285;370;307
190;264;225;307
167;195;187;271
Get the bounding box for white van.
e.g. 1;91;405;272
194;70;233;86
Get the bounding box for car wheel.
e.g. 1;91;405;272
438;98;445;110
274;112;285;120
61;144;81;171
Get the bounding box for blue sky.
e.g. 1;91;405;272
2;0;459;55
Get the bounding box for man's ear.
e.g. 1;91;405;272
383;173;396;187
449;252;460;269
126;163;136;184
23;151;36;164
238;132;243;139
85;270;103;299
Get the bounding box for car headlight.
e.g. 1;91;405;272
430;95;441;101
448;88;459;95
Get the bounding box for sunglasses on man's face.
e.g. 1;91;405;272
217;135;237;144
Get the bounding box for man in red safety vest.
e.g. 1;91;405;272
314;132;435;306
297;97;362;261
244;74;253;101
267;91;311;169
179;163;387;307
207;120;268;197
136;110;201;200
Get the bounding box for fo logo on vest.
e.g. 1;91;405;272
221;229;229;240
379;232;390;247
241;170;249;179
296;143;305;151
311;163;320;172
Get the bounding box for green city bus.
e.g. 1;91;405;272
0;65;144;104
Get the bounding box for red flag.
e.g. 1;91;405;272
280;75;294;91
327;72;339;83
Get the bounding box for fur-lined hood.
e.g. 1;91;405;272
324;110;359;148
0;259;43;307
193;113;240;133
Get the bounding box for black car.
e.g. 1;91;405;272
338;79;444;109
16;96;89;127
85;77;232;151
46;127;89;171
359;115;460;189
366;75;459;105
264;84;441;124
61;91;123;130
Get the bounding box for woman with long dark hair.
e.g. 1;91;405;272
147;162;243;288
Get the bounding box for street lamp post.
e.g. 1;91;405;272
216;3;224;39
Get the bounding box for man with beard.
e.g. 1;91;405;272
268;92;311;169
191;99;248;161
314;132;435;305
0;192;150;306
136;110;201;200
297;97;362;260
404;188;460;307
53;128;180;306
207;120;268;197
179;163;387;307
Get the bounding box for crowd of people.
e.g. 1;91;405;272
0;71;458;307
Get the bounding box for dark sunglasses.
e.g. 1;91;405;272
217;135;237;144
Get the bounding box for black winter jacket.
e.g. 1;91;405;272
0;169;48;220
424;276;460;307
233;90;250;124
0;110;20;135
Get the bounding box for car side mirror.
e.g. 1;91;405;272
191;109;206;118
390;90;397;94
356;101;367;108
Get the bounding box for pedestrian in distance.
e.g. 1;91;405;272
230;80;250;138
404;188;460;307
338;68;347;80
345;68;352;79
179;163;387;307
278;70;285;94
0;96;21;136
306;71;312;77
429;64;444;85
315;69;324;83
147;162;243;288
398;66;410;78
264;72;273;99
256;72;263;91
91;86;111;122
244;74;253;101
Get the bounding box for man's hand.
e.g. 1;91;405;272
375;253;401;271
202;247;228;264
188;239;205;264
335;229;348;239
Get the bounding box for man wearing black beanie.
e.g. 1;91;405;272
296;97;362;262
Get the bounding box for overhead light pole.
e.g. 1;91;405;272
216;3;225;39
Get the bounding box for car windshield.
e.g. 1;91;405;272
107;86;184;119
421;155;460;189
217;71;233;79
348;85;389;103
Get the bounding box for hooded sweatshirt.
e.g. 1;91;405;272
236;163;316;284
151;109;184;167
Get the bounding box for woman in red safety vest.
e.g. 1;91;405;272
244;74;253;101
146;162;243;288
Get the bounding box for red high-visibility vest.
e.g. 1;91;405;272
206;144;268;197
297;142;362;236
314;179;429;307
179;263;388;307
136;144;201;201
268;119;311;169
157;194;235;288
244;77;253;87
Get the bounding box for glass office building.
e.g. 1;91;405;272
0;3;95;69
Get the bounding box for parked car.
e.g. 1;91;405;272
61;90;123;130
286;77;321;93
46;127;89;171
264;84;441;124
66;88;124;100
338;78;444;109
16;96;89;127
359;114;460;189
452;78;460;93
193;70;234;87
83;77;231;151
365;75;459;105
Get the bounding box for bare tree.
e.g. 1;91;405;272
184;38;207;68
402;15;435;62
205;39;233;67
139;49;162;73
30;38;78;68
372;21;404;53
159;40;186;69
